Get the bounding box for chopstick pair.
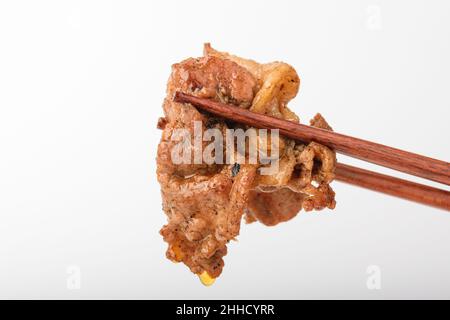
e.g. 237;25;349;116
173;91;450;211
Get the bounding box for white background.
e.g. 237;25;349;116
0;0;449;299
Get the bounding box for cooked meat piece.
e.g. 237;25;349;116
157;54;257;278
157;44;336;282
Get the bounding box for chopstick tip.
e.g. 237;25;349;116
173;91;185;103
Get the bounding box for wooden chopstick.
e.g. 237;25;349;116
172;92;450;210
336;163;450;210
174;92;450;186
